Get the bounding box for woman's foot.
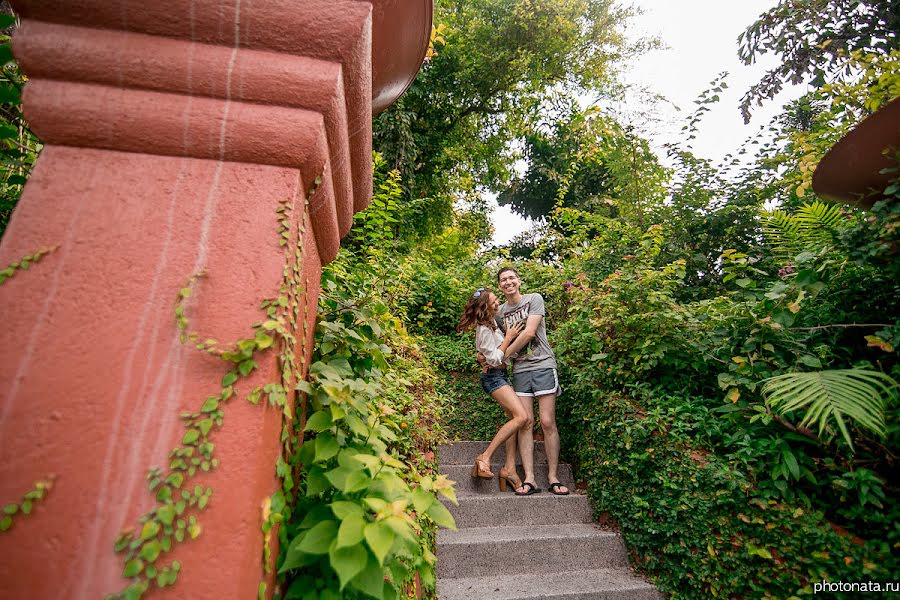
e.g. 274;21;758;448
498;467;522;492
471;456;494;479
548;481;570;495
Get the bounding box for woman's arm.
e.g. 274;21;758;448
503;314;540;357
498;320;525;359
475;323;522;367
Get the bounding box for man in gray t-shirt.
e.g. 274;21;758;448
496;292;558;373
494;266;569;497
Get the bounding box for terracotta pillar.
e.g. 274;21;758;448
0;1;429;599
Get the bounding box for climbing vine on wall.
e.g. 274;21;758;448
109;182;316;599
1;476;54;532
272;167;456;600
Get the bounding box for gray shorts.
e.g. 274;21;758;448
511;368;560;398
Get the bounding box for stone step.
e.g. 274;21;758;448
439;440;549;466
444;492;593;528
437;568;662;600
436;524;628;579
440;463;575;494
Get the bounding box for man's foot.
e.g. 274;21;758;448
515;481;541;496
548;481;569;495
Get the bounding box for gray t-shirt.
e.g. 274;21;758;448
496;293;557;373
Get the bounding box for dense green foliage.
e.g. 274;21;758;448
2;0;898;597
558;387;897;597
738;0;900;120
372;0;651;241
0;11;41;238
275;171;458;600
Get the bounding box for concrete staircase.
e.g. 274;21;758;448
436;441;660;600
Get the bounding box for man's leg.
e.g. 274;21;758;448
517;394;536;489
537;392;568;493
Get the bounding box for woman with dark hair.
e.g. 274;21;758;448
457;287;529;491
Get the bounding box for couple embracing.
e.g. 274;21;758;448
457;266;569;497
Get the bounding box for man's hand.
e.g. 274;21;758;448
475;352;489;373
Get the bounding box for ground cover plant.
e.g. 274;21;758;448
3;0;899;598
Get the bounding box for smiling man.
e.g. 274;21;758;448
495;266;569;496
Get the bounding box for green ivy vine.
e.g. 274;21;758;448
109;180;318;599
0;247;57;535
1;476;54;532
0;246;56;284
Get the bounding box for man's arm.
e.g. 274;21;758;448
504;314;541;357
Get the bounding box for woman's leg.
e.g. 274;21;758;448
475;385;528;466
501;407;518;475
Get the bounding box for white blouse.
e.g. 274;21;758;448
475;324;506;368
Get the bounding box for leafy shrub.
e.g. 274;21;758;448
557;384;898;598
276;187;456;599
421;334;508;442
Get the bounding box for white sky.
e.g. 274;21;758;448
490;0;805;245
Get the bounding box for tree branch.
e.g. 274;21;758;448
789;323;893;332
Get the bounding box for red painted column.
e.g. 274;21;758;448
0;1;429;598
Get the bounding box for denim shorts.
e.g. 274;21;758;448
480;368;511;395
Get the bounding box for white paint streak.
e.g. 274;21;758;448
84;1;244;595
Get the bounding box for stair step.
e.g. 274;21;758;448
437;568;662;600
437;524;628;578
444;492;593;528
440;463;575;494
439;441;549;466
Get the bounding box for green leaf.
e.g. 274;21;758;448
123;559;144;578
0;44;15;65
0;82;20;105
325;466;353;492
222;371;238;387
349;559;385;600
797;355;822;368
781;448;800;480
337;513;366;548
200;396;219;413
239;359;257;376
314;433;340;463
198;418;213;436
182;429;200;445
306;467;330;497
331;501;365;520
364;521;395;565
255;331;274;349
762;368;897;451
426;499;457;530
140;520;161;540
3;503;18;515
305;410;333;432
329;543;368;589
140;541;161;562
345;413;369;437
0;14;16;28
297;519;338;555
411;488;434;513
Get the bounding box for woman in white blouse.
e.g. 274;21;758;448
457;287;528;491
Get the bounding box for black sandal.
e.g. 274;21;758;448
549;482;570;496
515;482;541;496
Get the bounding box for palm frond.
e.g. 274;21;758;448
761;368;898;451
763;201;845;261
